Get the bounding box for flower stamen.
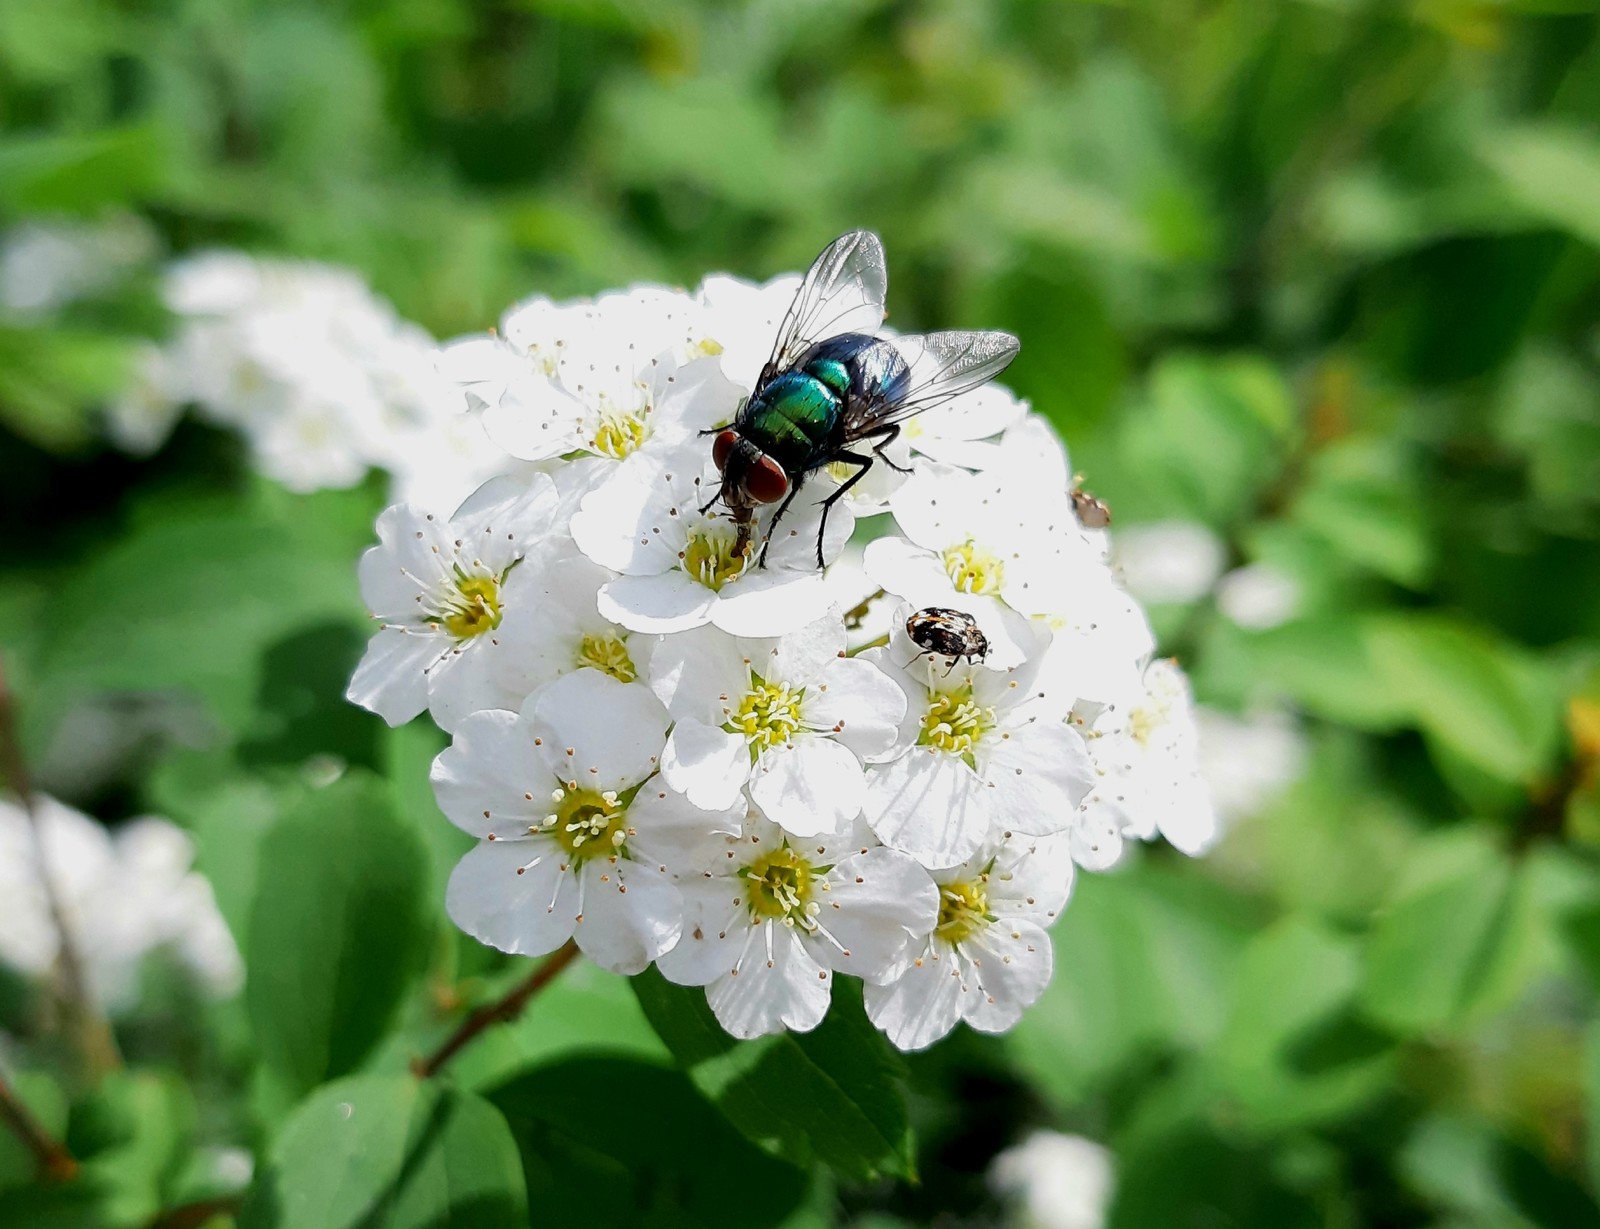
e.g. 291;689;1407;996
942;539;1005;595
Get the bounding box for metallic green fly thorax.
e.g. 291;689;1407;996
742;370;841;471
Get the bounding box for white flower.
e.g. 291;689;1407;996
571;446;855;637
650;615;905;838
1113;519;1226;606
494;539;656;692
865;465;1103;666
861;624;1095;867
898;378;1032;473
990;1132;1116;1229
105;343;189;456
1072;658;1218;863
1195;705;1307;823
0;215;153;317
346;472;560;730
431;670;732;974
694;272;800;392
1215;562;1301;630
444;287;741;484
137;251;469;494
864;831;1073;1051
0;795;240;1011
654;809;937;1038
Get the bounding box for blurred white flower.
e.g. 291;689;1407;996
990;1131;1116;1229
1073;658;1218;865
865;831;1073;1051
1195;706;1308;823
1113;519;1226;605
655;809;937;1038
1215;562;1302;630
0;215;154;317
0;795;240;1012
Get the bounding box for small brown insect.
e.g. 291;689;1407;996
905;607;989;672
1071;485;1112;529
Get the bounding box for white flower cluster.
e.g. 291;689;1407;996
107;251;508;506
0;795;241;1012
347;255;1219;1050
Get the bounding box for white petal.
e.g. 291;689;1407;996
750;739;863;838
530;671;669;792
430;709;543;838
964;921;1054;1033
598;572;717;634
624;785;746;873
345;628;437;726
979;723;1096;834
445;839;575;957
986;831;1075;926
710;571;836;638
862;536;953;607
863;750;991;867
660;720;749;812
569;859;682;975
768;613;845;685
655;876;749;986
807;657;907;761
817;847;938;982
863;939;964;1052
481;381;588;461
646;623;749;723
705;923;832;1038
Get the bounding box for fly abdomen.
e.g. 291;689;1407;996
799;333;911;408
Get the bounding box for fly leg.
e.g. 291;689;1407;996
755;480;806;568
867;424;913;474
807;450;876;569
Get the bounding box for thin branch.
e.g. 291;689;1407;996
0;654;122;1076
412;940;581;1080
146;1194;244;1229
0;1064;77;1183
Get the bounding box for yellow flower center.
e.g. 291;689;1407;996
1128;696;1171;747
942;539;1006;595
933;878;992;945
440;573;503;640
592;408;650;460
535;785;629;864
917;687;994;761
729;678;804;750
576;631;636;683
691;336;725;358
741;845;821;928
683;529;747;592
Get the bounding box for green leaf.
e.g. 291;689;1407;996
1211;918;1395;1130
246;772;431;1095
1359;829;1545;1033
31;493;370;741
1290;438;1431;587
1480;124;1600;248
0;1069;67;1193
240;1075;526;1229
0;325;141;451
1363;614;1564;785
1009;863;1254;1105
488;1054;807;1229
632;971;914;1181
0;124;170;213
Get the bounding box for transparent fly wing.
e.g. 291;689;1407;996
846;329;1021;435
757;231;888;388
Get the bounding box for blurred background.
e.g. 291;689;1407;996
3;1;1600;1226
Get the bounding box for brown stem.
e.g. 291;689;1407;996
0;1065;77;1183
146;1194;244;1229
411;940;581;1079
0;655;122;1076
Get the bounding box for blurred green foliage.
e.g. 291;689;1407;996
3;0;1600;1226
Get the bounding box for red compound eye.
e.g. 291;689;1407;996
744;455;790;504
712;429;738;472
